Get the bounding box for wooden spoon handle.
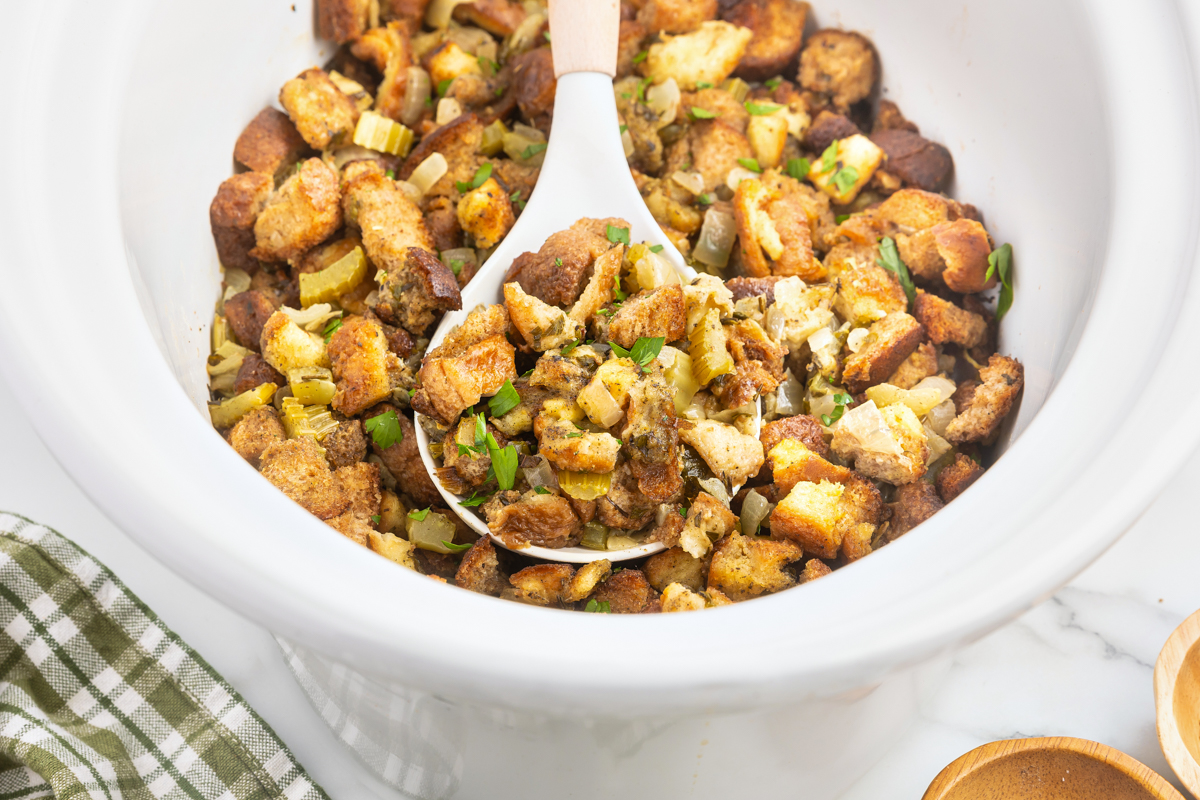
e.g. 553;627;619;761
547;0;619;78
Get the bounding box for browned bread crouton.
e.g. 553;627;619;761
505;217;628;307
413;305;517;422
224;290;276;352
335;461;382;519
708;530;803;600
328;316;397;416
229;407;286;468
381;0;430;24
233;108;311;183
233;353;285;395
455;537;507;596
638;0;717;34
936;452;984;503
678;491;738;558
622;373;684;502
660;583;708;612
590;569;659;613
913;291;987;348
945;354;1023;444
569;246;625;325
369;408;442;506
326;511;373;546
680;87;750;133
666;120;753;192
259;437;350;519
897;219;995;293
798;29;878;109
802;111;860;154
799;558;832;583
452;0;527;35
770;473;879;558
887;342;938;390
485;490;582;549
373;247;462;336
323;420;368;469
510;47;557;131
597;462;658;530
607;285;686;349
873;188;965;232
562;560;614;603
251;158;342;263
888;481;944;540
617;20;649;78
643;21;753;90
509;564;574;606
678;420;765;487
644;546;709;592
831;258;907;326
761;414;830;461
769;439;851;494
504;282;584;351
723;0;808;81
734;177;822;280
424;196;463;255
726;276;783;304
279;68;360;150
457;177;515;249
351;23;413;121
210;173;273;272
712;360;780;409
832;400;928;485
399;114;485;200
842;312;925;393
317;0;370;43
727;319;786;377
367;529;417;568
535;408;621;474
869;129;954;193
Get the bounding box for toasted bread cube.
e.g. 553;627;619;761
454;537;506;595
747;113;789;169
418;333;517;423
617;19;649;78
210;173;273;272
534;410;621;474
509;46;557;130
888;481;944;540
644;546;709;592
260;310;331;374
678;491;738;558
373;247;462;336
369;408;442;507
770;479;844;558
831;258;907;325
638;0;717;34
798;558;832;584
317;0;370;43
251;158;342;264
322;420;366;470
260;437;350;520
936;452;984;503
229;407;286;468
622;372;685;502
803;111;860;154
233;353;285;396
678;420;765;487
643;21;754;91
807;134;884;204
452;0;527;35
506;218;627;308
769;438;852;494
457;177;515;249
591;569;658;613
660;582;709;612
569;245;625;325
724;0;808;80
913;291;987;348
509;564;575;606
343;168;434;257
607;285;686;349
945;354;1023;444
899;219;995;294
887;342;938;390
874;188;965;231
666;120;754;193
831;400;928;485
708;530;803;600
486;491;582;550
224;290;276;353
279;68;361;150
734;178;821;280
234;108;311;183
399;113;484;200
334;461;382;519
326;512;374;546
681;87;750;133
368;530;418;569
842;312;925;393
504;282;583;351
425;41;484;88
351;23;413;121
761;414;830;461
562;560;614;603
327;316;397;416
798;29;878;109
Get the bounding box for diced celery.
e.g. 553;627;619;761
299;246;368;308
209;383;276;429
502;124;547;166
689;308;734;385
720;77;750;103
211;313;228;352
405;510;460;553
558;470;613;501
280;397;340;441
287;367;337;406
480;119;508;156
353;111;414;157
580;522;609;551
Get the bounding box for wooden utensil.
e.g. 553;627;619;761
1156;607;1200;796
923;737;1184;800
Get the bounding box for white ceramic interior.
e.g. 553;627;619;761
2;0;1200;797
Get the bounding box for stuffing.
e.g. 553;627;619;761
457;177;515;249
485;490;582;549
579;358;642;425
351;22;412;121
323;419;368;469
769;438;852;494
327;315;399;416
802;111;860;154
681;87;750;133
452;0;528;36
797;29;878;109
398;114;484;200
761;414;830;461
617;19;649;77
224;290;276;352
424;42;483;88
945;354;1024;444
369;408;442;506
806;134;885;204
607;285;687;349
621;373;684;501
831;399;928;485
293;235;362;275
259;437;350;520
660;583;708;612
562;560;614;603
372;247;463;335
665;120;753;193
937;452;984;503
830;257;907;325
229;407;286;468
869;128;954;193
569;246;625;325
888;481;944;540
278;68;361;150
842;312;925;393
770;473;879;558
733;177;822;280
678;490;738;558
210;173;274;272
642;20;754;90
746;113;790;169
260;310;331;374
799;558;832;583
722;0;809;81
317;0;370;43
726;275;784;304
343;169;435;270
678;419;765;487
638;0;717;34
443;416;506;486
367;529;418;569
712;360;780;409
913;290;987;348
509;564;575;606
896;219;995;294
454;537;507;596
505;217;628;307
590;569;659;614
233;108;312;183
528;346;603;397
708;530;804;600
334;461;382;519
597;462;658;530
535;400;622;473
644;546;709;592
416;331;516;424
326;512;373;546
887;342;939;390
873;188;966;233
504;282;583;351
510;47;557;130
251;158;342;263
233;353;285;395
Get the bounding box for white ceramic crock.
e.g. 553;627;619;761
2;1;1199;797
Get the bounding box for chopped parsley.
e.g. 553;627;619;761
534;486;551;494
820;392;854;427
820;140;839;173
619;124;628;134
584;599;611;613
488;379;521;417
835;214;851;224
696;81;713;89
786;157;810;180
877;236;916;310
364;410;403;449
689;106;718;120
455;162;493;192
485;432;519;490
522;142;548;160
494;85;507;97
744;101;782;115
436;78;453;97
764;77;782;90
555;257;563;267
459;491;492;507
696;193;714;205
322;317;343;343
613;275;627;301
561;339;581;355
832;166;859;194
649;244;664;253
442;540;472;553
477;55;499;75
609;336;664;372
543;30;551;42
384;169;395;179
678;506;688;518
606;225;631;246
633;50;648;64
370;515;381;524
737;157;762;173
637;77;652;101
565;432;583;438
510;189;525;210
986;243;1014;322
407;508;430;521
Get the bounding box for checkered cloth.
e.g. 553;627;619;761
0;513;329;800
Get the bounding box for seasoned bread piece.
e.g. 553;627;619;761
251;158;342;263
351;22;413;121
798;29;878;109
897;219;995;294
761;414;830;461
769;438;852;494
831;400;928;485
607;285;686;349
597;461;658;530
562;560;614;604
317;0;370;43
831;256;907;325
678;420;765;487
643;21;754;91
485;490;582;549
842;312;925;394
665;120;754;193
678;491;738;558
455;537;507;596
913;291;987;348
229;407;286;468
770;473;880;558
452;0;527;36
680;87;750;133
323;419;368;469
334;461;382;519
457;177;516;249
936;452;984;503
505;217;627;307
373;246;462;335
417;331;516;424
722;0;809;81
424;41;483;88
712;360;780;409
888;481;943;540
234;108;311;183
733;177;821;280
726;275;784;304
708;530;804;600
279;68;360;150
233;353;285;395
638;0;717;34
326;512;373;546
660;583;717;612
399;114;485;201
945;354;1023;444
535;400;621;473
590;569;659;613
504;282;584;351
887;342;938;390
806;134;884;204
368;408;442;506
622;373;684;502
327;315;398;416
569;246;625;325
210;173;274;272
644;546;709;592
367;530;418;569
510;47;557;131
380;0;429;23
798;558;832;583
509;564;575;606
869;129;954;193
259;437;350;520
259;310;330;374
224;290;276;352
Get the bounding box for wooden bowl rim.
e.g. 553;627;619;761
1155;607;1200;796
922;736;1185;800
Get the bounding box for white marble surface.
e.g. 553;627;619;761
1;366;1195;799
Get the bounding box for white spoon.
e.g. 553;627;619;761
415;0;745;563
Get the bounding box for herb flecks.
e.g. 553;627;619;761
364;410;403;449
877;236;916;311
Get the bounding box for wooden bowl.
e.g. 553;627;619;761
1155;607;1200;796
923;737;1184;800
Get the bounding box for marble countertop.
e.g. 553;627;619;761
2;371;1194;799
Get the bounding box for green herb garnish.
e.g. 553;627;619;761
459;491;493;507
613;275;627;301
649;244;664;253
737;157;762;173
371;515;381;524
678;507;688;518
609;336;664;372
510;190;525;210
488;380;521;417
696;193;714;205
764;77;782;90
985;243;1014;322
408;508;430;521
744;101;782;115
584;599;611;613
637;77;652;101
786;157;810;180
619;124;628;134
606;225;631;246
456;162;493;192
690;107;718;120
696;81;713;89
877;236;916;310
364;410;403;449
566;432;583;438
633;50;648;64
384;169;395;179
820;140;839;173
484;432;519;491
835;214;851;224
543;30;551;42
436;78;452;97
820;393;853;427
534;486;551;494
555;257;563;267
323;317;343;343
442;540;472;553
521;142;547;160
832;166;859;194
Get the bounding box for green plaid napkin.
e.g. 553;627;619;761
0;512;329;800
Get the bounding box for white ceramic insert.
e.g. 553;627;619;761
2;0;1200;797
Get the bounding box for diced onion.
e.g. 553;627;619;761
425;0;468;29
558;470;612;501
836;400;902;455
635;249;681;289
698;477;731;506
671;170;705;195
660;347;700;413
763;305;786;342
926;399;956;437
847;327;869;353
409;152;448;195
645;78;680;128
282;303;340;332
924;424;952;464
740;489;773;535
522;455;559;491
692;209;737;269
621;127;634;158
396;180;422;203
503;124;547;166
772;370;805;417
436;97;463;125
223;268;252;295
400;67;431;127
504;11;547;59
406;511;460;554
207;340;248;378
725;166;759;191
607;534;638;550
578;381;624;428
440;247;477;277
